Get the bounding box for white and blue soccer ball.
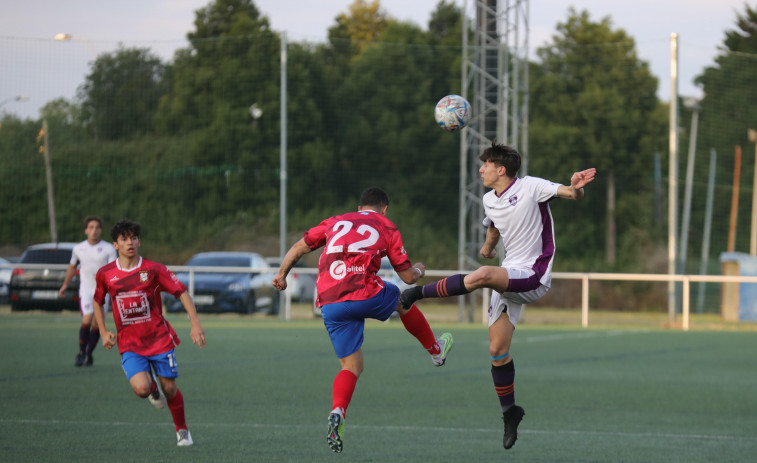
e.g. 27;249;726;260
434;94;471;131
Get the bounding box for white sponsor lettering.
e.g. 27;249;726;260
329;260;366;280
115;291;151;325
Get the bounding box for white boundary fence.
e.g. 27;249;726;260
548;272;757;331
5;263;754;331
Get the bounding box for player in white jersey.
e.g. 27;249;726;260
59;216;117;367
400;141;596;451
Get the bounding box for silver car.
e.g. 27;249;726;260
9;243;80;311
0;257;13;304
265;257;316;302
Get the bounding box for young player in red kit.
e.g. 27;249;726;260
272;187;453;453
93;219;206;447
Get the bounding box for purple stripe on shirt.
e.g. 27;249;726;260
507;202;556;294
534;202;556;275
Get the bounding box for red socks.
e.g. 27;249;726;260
400;306;440;355
167;389;187;431
332;370;358;416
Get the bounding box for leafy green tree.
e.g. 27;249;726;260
331;21;459;236
333;0;391;53
427;0;465;97
695;5;757;257
0;116;52;244
78;46;167;140
529;9;664;267
155;0;282;229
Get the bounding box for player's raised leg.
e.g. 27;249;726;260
397;303;453;366
400;273;471;309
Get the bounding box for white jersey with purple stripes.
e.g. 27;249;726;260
482;176;560;288
70;240;117;292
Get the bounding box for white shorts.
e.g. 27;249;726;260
79;288;109;316
487;267;550;328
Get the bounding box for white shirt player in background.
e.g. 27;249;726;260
400;141;596;451
59;215;117;367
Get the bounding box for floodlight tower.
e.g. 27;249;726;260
458;0;529;321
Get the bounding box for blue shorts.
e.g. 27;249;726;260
321;282;400;359
121;349;179;380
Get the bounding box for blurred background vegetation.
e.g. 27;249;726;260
2;0;757;288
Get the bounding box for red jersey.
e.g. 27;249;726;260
305;209;412;306
94;257;187;356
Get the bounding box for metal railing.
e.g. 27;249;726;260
3;263;751;330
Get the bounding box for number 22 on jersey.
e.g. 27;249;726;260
326;220;379;254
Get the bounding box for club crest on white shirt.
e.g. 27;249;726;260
508;195;518;206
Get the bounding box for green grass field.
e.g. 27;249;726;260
1;308;755;462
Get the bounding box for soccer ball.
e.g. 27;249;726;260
434;95;471;131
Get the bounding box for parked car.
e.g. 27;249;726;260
265;257;316;302
165;252;280;315
313;257;414;317
9;243;80;311
0;257;12;304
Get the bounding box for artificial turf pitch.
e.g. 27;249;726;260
1;310;755;462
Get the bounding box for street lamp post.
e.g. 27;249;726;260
54;33;98;58
41;118;57;242
679;96;700;274
0;95;29;110
48;33;96;244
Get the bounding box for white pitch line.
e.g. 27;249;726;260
518;329;651;343
1;419;752;442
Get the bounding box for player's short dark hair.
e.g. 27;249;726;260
359;187;389;208
83;215;103;229
110;219;141;241
479;140;521;178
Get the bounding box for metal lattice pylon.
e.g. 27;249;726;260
457;0;529;321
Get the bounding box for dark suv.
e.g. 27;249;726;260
9;243;80;311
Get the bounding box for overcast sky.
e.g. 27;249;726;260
0;0;748;119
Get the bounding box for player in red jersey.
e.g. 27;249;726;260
93;219;206;447
272;187;453;453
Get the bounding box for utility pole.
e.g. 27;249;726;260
41;118;58;242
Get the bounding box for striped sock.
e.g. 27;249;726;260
492;361;516;412
422;274;470;298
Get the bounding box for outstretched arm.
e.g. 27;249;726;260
178;291;206;348
272;238;314;291
557;168;597;200
94;300;116;350
58;264;77;298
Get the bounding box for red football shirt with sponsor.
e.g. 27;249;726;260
305;209;412;307
94;257;187;356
